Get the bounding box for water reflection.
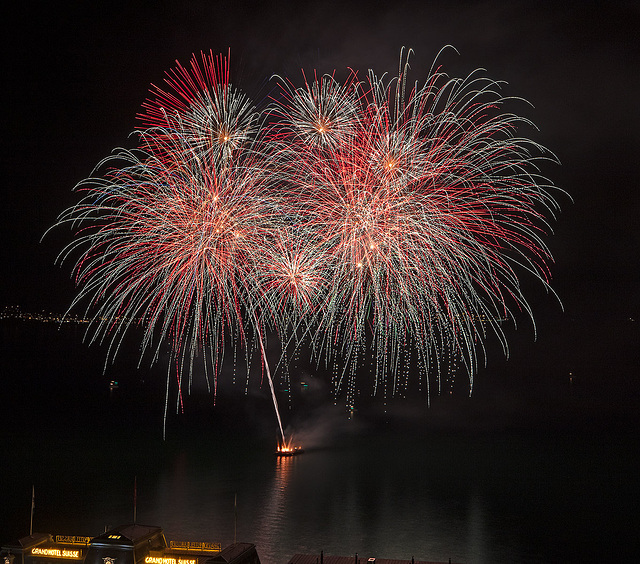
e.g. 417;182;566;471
465;494;487;564
253;456;298;563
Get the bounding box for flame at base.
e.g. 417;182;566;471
275;437;304;456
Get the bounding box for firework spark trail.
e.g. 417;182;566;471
52;48;565;428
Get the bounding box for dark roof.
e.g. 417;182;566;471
2;533;51;552
90;525;163;546
286;555;459;564
205;543;257;564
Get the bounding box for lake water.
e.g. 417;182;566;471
2;320;638;563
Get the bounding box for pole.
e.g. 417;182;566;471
234;493;237;544
29;485;35;536
133;476;137;524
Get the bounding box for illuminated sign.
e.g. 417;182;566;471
55;537;92;546
31;548;81;559
144;558;195;564
168;542;220;552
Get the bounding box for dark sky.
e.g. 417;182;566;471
2;1;639;420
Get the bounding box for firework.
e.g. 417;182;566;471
266;69;360;150
52;48;564;423
53;54;284;435
58;132;277;379
139;49;260;165
268;48;562;407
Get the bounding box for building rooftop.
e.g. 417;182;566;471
2;533;52;552
206;543;259;564
90;524;164;547
286;555;458;564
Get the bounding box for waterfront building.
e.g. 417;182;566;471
1;525;258;564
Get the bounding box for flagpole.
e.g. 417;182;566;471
30;485;34;536
134;477;137;525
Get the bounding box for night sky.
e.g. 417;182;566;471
2;1;639;425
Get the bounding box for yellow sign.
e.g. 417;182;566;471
145;558;196;564
168;541;220;553
55;537;92;546
31;548;81;559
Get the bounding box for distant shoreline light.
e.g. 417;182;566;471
0;305;141;324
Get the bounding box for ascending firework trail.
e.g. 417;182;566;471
253;313;286;445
